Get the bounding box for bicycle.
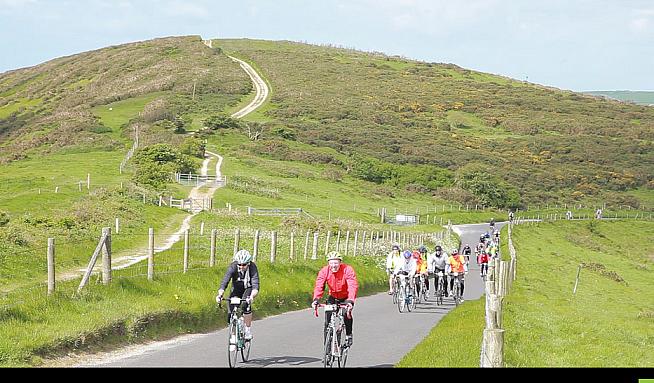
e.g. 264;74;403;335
219;297;252;368
420;274;429;302
480;262;488;282
314;302;352;368
391;274;401;305
451;272;464;306
434;271;445;306
396;273;415;313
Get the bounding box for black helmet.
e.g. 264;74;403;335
418;245;427;254
435;245;442;252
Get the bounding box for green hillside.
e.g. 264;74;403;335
214;39;654;207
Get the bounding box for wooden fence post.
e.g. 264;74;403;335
77;230;109;293
361;231;367;255
183;229;189;273
270;231;277;263
312;232;319;260
345;231;351;256
102;227;112;285
336;231;341;252
148;228;155;280
290;231;295;260
233;228;240;257
47;238;55;296
353;231;359;256
115;218;120;234
325;231;332;256
253;230;260;261
210;229;217;267
481;329;504;367
304;230;310;260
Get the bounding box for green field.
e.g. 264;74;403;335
398;220;654;367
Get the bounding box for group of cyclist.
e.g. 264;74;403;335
216;248;359;349
213;220;502;364
385;242;469;303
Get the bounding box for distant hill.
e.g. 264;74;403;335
1;36;653;207
584;91;654;106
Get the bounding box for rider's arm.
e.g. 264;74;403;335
218;262;236;295
312;266;329;301
249;263;260;300
344;265;359;303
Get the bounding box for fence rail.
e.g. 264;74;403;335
174;172;226;187
247;207;303;216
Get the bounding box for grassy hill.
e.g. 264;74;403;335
214;39;654;208
584;91;654;106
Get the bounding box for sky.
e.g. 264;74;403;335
1;0;653;92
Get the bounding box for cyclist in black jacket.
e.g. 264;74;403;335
216;249;260;340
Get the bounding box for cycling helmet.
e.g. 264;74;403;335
392;243;400;251
418;245;427;254
435;245;442;252
402;250;412;259
234;249;252;264
451;248;459;255
327;251;343;261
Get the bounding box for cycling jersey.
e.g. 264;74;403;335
394;257;417;277
447;255;468;274
313;263;359;302
428;252;448;272
386;251;402;271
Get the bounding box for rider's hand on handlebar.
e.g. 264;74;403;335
215;294;222;303
311;299;319;310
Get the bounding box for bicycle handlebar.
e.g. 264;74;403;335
313;303;353;319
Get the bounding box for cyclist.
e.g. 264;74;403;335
477;248;490;279
446;248;468;301
394;250;417;298
312;251;359;347
216;249;260;340
385;243;402;295
428;245;448;297
493;229;500;244
417;245;430;298
462;244;472;265
411;247;425;298
508;211;514;223
490;218;496;230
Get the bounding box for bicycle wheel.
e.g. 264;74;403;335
410;285;417;310
338;331;349;368
227;320;239;368
397;285;405;313
241;338;251;362
392;279;399;304
323;328;334;368
406;286;413;312
453;282;460;307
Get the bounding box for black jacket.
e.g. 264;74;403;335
218;261;260;293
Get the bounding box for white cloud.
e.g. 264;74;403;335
630;8;654;32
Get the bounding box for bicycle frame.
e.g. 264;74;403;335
314;303;352;368
219;297;251;367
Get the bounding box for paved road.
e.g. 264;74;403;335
78;222;504;368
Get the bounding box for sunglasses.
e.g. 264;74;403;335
237;263;249;266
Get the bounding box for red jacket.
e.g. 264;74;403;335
312;263;359;302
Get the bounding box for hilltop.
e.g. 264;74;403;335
1;36;653;209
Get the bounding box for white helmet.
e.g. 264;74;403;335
233;249;252;264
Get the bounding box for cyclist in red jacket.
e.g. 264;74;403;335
312;251;359;347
